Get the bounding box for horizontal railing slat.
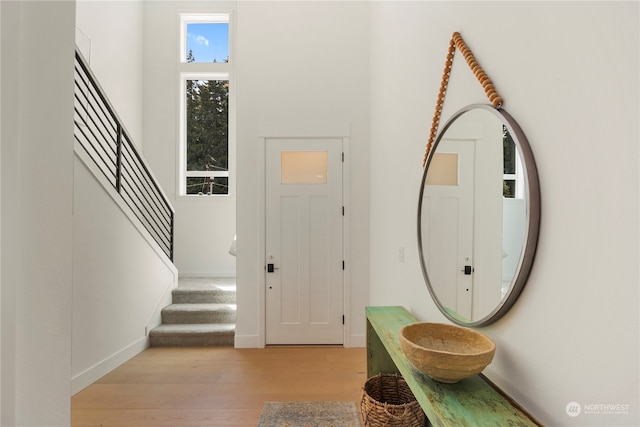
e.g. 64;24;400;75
73;48;174;261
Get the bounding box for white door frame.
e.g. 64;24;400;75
257;120;351;348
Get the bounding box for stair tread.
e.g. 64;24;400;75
174;285;236;293
151;323;235;334
163;303;236;312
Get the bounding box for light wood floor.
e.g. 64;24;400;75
72;346;367;427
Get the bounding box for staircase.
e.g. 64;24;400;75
149;277;236;347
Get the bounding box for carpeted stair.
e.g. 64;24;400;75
149;277;236;347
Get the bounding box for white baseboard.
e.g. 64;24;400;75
71;337;149;395
234;334;263;348
349;334;366;348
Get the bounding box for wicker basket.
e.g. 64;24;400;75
360;373;426;427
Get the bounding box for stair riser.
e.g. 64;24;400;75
172;291;236;304
162;311;236;325
150;334;234;347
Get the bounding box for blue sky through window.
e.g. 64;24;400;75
186;23;229;63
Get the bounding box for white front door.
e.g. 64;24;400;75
265;138;344;345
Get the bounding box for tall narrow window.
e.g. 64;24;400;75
185;78;229;194
179;13;232;196
503;126;523;199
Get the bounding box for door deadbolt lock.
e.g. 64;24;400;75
267;263;279;273
462;265;473;275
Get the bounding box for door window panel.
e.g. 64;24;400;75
281;151;328;184
426;153;459;186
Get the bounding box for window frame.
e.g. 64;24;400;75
178;12;234;197
179;13;230;64
503;145;525;199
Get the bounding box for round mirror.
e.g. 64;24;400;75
418;104;540;326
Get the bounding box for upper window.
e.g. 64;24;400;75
179;14;232;196
180;14;230;63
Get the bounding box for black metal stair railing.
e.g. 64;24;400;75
73;49;174;261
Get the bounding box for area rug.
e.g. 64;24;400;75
257;401;362;427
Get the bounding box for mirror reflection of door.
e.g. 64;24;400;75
423;140;474;321
423;109;504;322
419;105;539;326
265;138;344;345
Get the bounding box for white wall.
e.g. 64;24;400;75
0;3;14;423
234;0;370;347
1;2;76;425
72;151;178;394
143;1;237;278
369;2;638;426
0;5;3;418
73;0;178;394
76;0;145;146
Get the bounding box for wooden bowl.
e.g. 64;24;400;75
399;322;496;383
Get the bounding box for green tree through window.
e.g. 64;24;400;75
503;125;516;198
184;51;229;195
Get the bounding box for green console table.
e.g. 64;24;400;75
366;306;542;427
